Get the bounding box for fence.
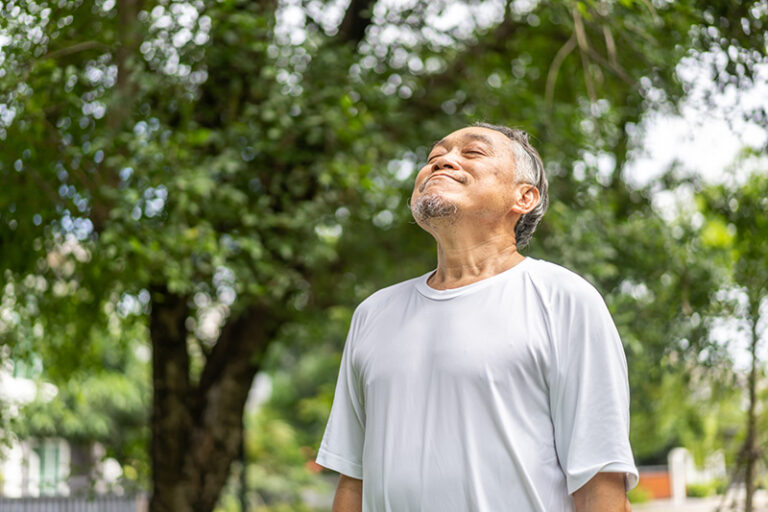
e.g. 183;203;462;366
0;495;147;512
637;464;672;499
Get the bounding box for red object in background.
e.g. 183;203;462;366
638;468;672;499
300;446;324;473
305;459;324;473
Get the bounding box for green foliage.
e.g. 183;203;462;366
12;339;151;489
687;477;730;497
699;171;768;301
696;168;768;490
627;485;652;504
2;0;767;506
232;308;355;505
629;360;743;463
245;410;322;505
686;480;721;498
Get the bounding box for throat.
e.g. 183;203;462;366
428;244;525;290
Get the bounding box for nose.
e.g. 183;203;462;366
431;153;459;172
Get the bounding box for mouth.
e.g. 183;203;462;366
419;173;463;192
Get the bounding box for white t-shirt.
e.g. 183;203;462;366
316;257;638;511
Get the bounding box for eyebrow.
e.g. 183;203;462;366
429;133;496;154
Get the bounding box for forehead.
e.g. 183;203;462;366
430;127;513;153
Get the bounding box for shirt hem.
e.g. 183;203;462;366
567;461;639;495
316;448;363;480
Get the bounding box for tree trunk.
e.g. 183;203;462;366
149;285;278;512
743;304;759;512
239;419;247;512
149;285;193;511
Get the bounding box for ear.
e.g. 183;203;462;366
509;184;540;215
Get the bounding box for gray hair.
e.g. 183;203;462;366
474;122;549;249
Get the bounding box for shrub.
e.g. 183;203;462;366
627;485;653;504
687;482;715;497
713;478;728;495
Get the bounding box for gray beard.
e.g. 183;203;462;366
410;194;458;224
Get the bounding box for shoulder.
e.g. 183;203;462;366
352;274;423;325
524;258;605;307
526;260;622;363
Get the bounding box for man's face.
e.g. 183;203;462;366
410;126;523;228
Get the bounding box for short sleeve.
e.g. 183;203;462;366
548;281;639;495
316;309;366;479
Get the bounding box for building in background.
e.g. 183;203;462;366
0;359;122;497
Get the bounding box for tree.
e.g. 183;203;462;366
699;166;768;512
1;1;767;511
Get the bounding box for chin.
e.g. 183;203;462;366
411;193;458;223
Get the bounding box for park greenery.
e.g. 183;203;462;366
1;0;767;511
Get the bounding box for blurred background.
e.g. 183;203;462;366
1;0;767;511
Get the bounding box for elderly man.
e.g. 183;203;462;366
316;123;638;511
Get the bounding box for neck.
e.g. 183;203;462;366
425;221;525;290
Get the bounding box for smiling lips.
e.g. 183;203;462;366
419;173;465;192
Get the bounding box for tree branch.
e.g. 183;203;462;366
545;34;577;115
603;25;618;70
583;42;632;84
89;0;144;234
336;0;377;46
41;41;108;61
181;302;282;511
107;0;144;133
195;303;282;399
572;7;597;103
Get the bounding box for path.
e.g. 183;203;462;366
633;491;768;512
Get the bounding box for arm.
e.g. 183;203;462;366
548;278;639;496
317;309;367;503
332;474;363;512
573;472;631;512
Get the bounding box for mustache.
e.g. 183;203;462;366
418;173;466;193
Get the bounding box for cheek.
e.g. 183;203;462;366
413;167;431;190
